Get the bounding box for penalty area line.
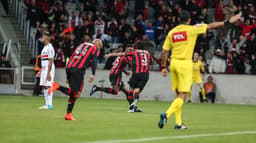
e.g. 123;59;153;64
81;130;256;143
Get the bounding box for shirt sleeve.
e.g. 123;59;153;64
48;45;55;59
162;33;172;51
192;24;208;35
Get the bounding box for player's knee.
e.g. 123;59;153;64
113;89;118;95
134;88;140;93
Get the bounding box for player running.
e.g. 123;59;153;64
158;11;241;129
38;32;55;110
105;42;152;112
187;52;207;103
49;39;103;120
89;46;133;105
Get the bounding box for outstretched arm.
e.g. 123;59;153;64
207;13;242;30
104;52;125;59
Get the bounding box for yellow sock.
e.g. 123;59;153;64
166;98;184;118
201;88;206;100
175;108;182;126
187;92;192;101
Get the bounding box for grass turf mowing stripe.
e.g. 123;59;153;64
81;131;256;143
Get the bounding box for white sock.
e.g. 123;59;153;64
43;89;48;106
48;92;53;106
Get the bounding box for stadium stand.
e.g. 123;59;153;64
1;0;256;96
8;0;255;74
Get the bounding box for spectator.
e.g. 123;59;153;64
209;49;227;73
214;0;225;21
121;32;134;49
54;48;65;67
195;31;214;55
78;4;86;20
118;18;133;43
245;33;256;56
227;35;246;54
83;19;94;37
73;20;85;41
0;54;11;68
198;8;208;23
250;54;256;74
114;0;126;18
226;51;235;74
151;0;164;19
26;0;41;27
232;52;246;74
239;19;256;39
215;34;229;55
135;0;145;17
0;55;11;84
62;23;74;38
139;16;162;41
223;0;237;20
185;0;202;24
94;16;105;34
106;17;119;43
204;75;216;104
84;0;98;13
134;13;147;39
248;4;256;21
68;11;79;28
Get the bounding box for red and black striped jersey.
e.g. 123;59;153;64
125;49;152;74
66;42;99;71
110;56;131;75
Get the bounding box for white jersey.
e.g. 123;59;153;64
41;43;55;69
40;43;55;86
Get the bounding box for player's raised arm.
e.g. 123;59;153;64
207;12;242;30
104;52;125;58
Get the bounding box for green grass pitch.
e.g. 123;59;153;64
0;95;256;143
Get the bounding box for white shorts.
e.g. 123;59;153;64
40;66;55;87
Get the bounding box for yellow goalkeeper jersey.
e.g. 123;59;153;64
192;60;205;77
163;24;208;60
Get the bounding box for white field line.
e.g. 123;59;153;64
81;131;256;143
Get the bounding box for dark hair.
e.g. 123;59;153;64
208;75;213;80
180;10;191;23
135;42;145;50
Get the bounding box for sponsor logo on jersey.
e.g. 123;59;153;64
172;31;187;43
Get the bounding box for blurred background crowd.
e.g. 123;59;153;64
23;0;256;74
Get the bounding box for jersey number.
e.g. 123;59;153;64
74;44;88;58
141;53;147;66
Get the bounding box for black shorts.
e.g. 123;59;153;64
66;68;84;92
128;73;149;91
109;73;123;87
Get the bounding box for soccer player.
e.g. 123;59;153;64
105;42;152;112
49;39;103;120
187;52;207;103
89;47;133;105
38;32;55;110
158;11;241;129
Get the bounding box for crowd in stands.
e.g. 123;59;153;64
0;52;12;83
24;0;256;74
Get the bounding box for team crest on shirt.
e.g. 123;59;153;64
172;31;187;43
